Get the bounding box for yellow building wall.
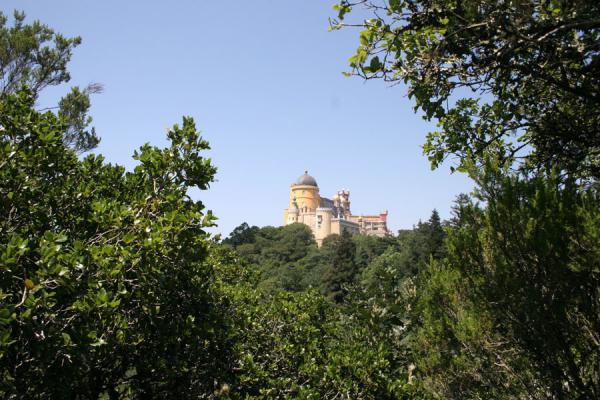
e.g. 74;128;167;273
330;220;341;236
289;185;320;212
331;219;360;236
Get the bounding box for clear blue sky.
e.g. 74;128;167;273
4;1;473;237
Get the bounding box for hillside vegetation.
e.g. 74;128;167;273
1;4;599;399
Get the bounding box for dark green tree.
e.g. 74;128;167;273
422;209;445;260
227;223;318;293
414;169;599;399
361;248;415;305
0;10;100;152
353;233;398;270
223;222;260;247
265;223;316;264
448;193;472;227
393;210;446;277
323;230;358;303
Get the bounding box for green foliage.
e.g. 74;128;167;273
228;286;413;399
361;248;415;304
58;83;103;152
0;89;447;397
224;223;320;293
2;4;596;397
323;230;358;303
333;0;600;177
222;222;260;247
394;209;447;278
209;244;421;399
0;90;229;397
225;218;441;299
414;170;600;398
0;10;100;152
420;209;445;261
353;233;398;270
332;2;599;398
0;11;79;95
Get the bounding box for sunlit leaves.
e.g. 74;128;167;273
0;90;224;397
333;0;600;177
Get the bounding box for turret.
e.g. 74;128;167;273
287;198;299;224
284;171;320;226
315;207;333;246
335;190;351;218
289;171;320;213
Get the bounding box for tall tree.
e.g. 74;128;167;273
223;222;260;247
333;2;599;398
353;234;397;270
0;10;100;152
323;230;358;303
332;0;600;177
448;193;472;227
422;209;445;260
415;170;599;399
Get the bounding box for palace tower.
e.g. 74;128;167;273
284;171;390;246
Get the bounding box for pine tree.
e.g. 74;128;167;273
425;209;445;260
323;230;357;303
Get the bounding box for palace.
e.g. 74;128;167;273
284;171;390;246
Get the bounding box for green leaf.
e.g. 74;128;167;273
369;56;381;71
62;332;72;345
55;234;68;243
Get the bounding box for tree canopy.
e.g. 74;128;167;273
0;10;100;152
332;0;600;177
332;1;599;398
0;89;228;397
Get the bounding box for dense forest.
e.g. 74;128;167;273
1;2;599;399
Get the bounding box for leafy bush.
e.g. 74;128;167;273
0;90;231;398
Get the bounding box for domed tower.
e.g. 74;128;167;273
290;171;320;213
284;171;320;225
